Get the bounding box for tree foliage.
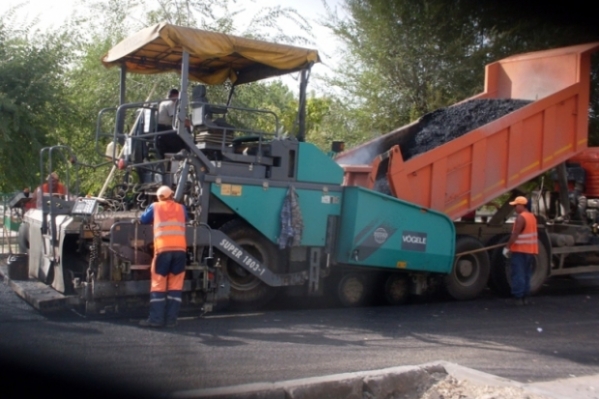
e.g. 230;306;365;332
322;0;599;141
0;22;71;192
0;0;318;193
7;0;596;195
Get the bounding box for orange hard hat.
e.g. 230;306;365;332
509;196;528;206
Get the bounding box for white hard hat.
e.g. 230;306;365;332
157;186;173;200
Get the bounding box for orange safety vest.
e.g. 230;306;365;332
42;182;66;195
34;182;67;209
24;199;36;211
509;211;538;254
153;200;187;254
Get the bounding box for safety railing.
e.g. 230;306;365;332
95;98;281;169
0;192;21;255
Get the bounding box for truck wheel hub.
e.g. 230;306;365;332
342;278;363;303
388;280;406;299
458;260;474;277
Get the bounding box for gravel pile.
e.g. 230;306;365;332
420;375;550;399
375;99;531;195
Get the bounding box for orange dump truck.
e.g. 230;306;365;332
336;42;599;299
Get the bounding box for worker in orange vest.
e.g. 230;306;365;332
139;185;189;328
31;172;67;209
504;196;538;306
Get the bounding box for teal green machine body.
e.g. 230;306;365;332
335;186;455;273
211;142;344;247
211;141;455;275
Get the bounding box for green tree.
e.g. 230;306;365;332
302;92;381;152
0;22;71;191
322;0;599;142
222;80;297;136
322;0;486;136
1;0;326;194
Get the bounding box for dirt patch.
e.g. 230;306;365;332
420;375;550;399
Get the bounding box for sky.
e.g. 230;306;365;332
0;0;348;92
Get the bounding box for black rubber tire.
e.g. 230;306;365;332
488;235;511;296
337;273;368;307
17;222;29;254
383;273;409;305
489;236;549;297
218;219;281;310
445;236;491;300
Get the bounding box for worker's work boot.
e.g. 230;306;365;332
505;297;524;306
139;319;163;328
514;297;525;306
165;320;178;328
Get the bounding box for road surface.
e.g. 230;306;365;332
1;273;599;397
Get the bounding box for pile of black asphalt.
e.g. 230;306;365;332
374;99;531;195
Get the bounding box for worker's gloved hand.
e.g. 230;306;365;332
502;247;510;258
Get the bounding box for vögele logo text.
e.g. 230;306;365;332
401;231;427;252
402;235;427;245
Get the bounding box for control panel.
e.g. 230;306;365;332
71;197;98;215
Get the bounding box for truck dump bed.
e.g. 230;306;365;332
337;42;599;220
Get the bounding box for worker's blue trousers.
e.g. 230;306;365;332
149;251;186;325
510;252;534;298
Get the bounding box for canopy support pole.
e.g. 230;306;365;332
178;51;190;135
226;86;236;108
119;65;127;105
117;65;127;137
297;68;308;142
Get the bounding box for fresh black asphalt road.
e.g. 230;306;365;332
1;273;599;397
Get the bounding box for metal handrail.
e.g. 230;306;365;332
95;107;118;159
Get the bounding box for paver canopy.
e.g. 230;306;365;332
102;23;320;85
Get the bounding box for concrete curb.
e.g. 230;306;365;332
168;361;586;399
528;374;599;399
168;363;446;399
437;362;556;398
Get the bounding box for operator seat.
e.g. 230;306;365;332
191;85;235;146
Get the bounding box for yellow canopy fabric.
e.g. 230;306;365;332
102;23;320;85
